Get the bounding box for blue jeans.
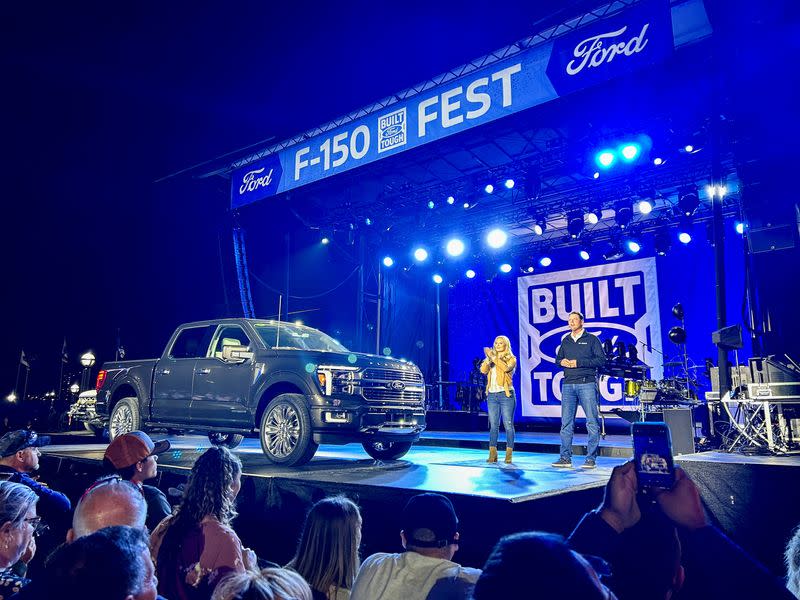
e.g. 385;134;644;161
487;390;516;449
559;382;600;460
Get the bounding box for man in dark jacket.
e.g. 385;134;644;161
552;311;606;469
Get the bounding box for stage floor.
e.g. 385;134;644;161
44;435;628;504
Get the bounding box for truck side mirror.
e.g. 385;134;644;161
221;345;254;364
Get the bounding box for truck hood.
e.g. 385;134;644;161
273;349;420;373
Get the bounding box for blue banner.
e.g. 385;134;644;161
231;0;710;209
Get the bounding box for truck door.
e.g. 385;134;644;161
191;324;255;427
151;325;215;424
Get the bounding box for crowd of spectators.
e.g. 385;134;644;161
0;427;798;600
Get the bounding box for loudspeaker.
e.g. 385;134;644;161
663;408;696;455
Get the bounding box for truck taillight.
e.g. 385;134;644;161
95;370;107;391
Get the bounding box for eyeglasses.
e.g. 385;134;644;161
23;516;48;537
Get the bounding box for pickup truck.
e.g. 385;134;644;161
94;319;426;465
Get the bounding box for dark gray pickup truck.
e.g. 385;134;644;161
95;319;426;465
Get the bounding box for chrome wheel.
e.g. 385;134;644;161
262;403;301;458
110;404;133;438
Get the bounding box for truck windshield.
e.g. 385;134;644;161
253;323;348;352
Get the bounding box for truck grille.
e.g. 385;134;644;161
362;387;424;404
363;368;422;383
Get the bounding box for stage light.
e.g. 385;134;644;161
638;199;653;215
432;274;443;284
532;218;547;236
735;221;745;234
678;232;692;244
382;256;394;267
603;241;624;261
672;302;684;320
484;183;494;194
585;207;601;225
463;202;470;209
413;248;428;262
596;150;615;169
684;144;694;153
625;239;641;254
465;269;476;279
653;157;664;166
539;256;552;267
504;178;515;189
523;266;534;273
620;143;640;162
486;228;508;249
427;200;435;209
499;263;512;273
593;172;600;179
321;237;330;245
668;326;687;344
706;184;728;199
567;211;584;239
365;217;372;226
446;238;465;257
579;249;591;261
654;230;671;256
614;202;633;229
447;195;455;205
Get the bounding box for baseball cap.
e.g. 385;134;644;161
0;430;51;457
104;431;170;469
402;493;459;548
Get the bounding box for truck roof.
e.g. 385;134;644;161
179;318;322;332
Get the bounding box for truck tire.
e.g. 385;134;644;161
109;397;141;440
259;393;318;466
362;440;413;461
208;432;244;449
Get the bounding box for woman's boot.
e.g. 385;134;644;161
487;446;498;463
505;448;513;463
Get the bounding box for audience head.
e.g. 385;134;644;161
786;523;800;597
401;493;460;560
473;531;613;599
288;496;362;595
46;525;157;600
0;429;51;472
0;481;39;568
179;445;242;525
103;431;170;483
68;475;147;541
212;568;313;600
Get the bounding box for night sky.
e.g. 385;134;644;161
2;1;594;396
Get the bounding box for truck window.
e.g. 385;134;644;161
210;326;252;358
168;326;216;359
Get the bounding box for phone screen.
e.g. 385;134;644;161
633;422;676;492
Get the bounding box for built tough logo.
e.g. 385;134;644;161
517;258;663;417
377;107;407;153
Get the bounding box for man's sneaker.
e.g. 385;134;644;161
551;457;572;468
581;458;597;469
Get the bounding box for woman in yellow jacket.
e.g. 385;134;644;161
480;335;517;463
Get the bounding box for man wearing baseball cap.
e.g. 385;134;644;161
0;429;71;515
103;431;172;531
350;492;481;600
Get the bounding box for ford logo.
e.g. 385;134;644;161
388;380;406;391
383;124;403;137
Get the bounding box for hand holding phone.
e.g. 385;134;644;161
632;422;676;494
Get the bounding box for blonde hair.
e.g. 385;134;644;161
286;496;362;597
493;336;515;359
212;568;312;600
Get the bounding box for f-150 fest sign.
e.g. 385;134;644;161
517;258;663;417
231;0;711;208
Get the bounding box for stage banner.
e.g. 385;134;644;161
517;258;663;417
231;0;711;209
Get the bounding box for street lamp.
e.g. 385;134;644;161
69;383;80;395
79;351;96;391
5;392;17;403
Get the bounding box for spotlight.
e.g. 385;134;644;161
463;202;470;209
678;188;700;216
321;237;330;245
465;269;476;279
603;241;624;261
637;199;653;215
735;221;745;234
499;263;512;274
625;239;641;254
593;172;600;179
684;144;694;153
595;150;615;169
365;217;372;226
382;256;394;267
614;202;633;229
413;248;428;262
486;228;508;249
654;230;671;256
427;200;435;209
522;265;535;273
620;143;641;162
447;196;455;205
446;238;465;257
539;256;552;267
672;302;684;320
579;249;591;261
567;211;585;239
484;184;494;194
532;218;547;236
585;207;601;225
504;178;515;189
678;232;692;244
653;157;664;166
432;274;443;284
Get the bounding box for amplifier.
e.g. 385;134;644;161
746;382;800;402
710;366;751;392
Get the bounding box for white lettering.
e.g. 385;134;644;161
598;280;620;318
532;288;555;324
418;96;439;137
294;148;310;181
614;275;642;315
491;63;522;107
566;23;651;76
465;77;490;119
240;167;275;194
441;87;463;128
556;284;582;321
583;282;595;319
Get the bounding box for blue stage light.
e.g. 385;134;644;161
463;202;470;209
321;237;330;245
382;256;394;267
539;256;552;267
620;143;640;161
413;248;428;262
427;200;435;209
626;239;641;254
653;157;664;166
593;172;600;179
678;232;692;244
504;179;515;189
465;269;476;279
684;144;694;153
484;184;494;194
596;150;615;169
447;196;455;205
499;263;512;273
446;238;465;257
735;221;745;234
432;274;443;284
486;228;508;249
365;217;372;226
638;200;653;215
579;249;591;261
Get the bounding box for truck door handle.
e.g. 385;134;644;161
197;368;211;375
159;369;171;375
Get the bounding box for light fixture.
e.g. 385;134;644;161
447;195;455;205
678;188;700;216
595;150;615;169
321;236;330;245
413;248;429;262
427;200;435;209
499;263;512;273
532;218;547;236
654;230;671;256
382;256;394;267
484;184;494;194
603;241;624;261
735;221;745;234
585;206;602;225
486;228;508;249
463;202;470;209
678;232;692;244
684;144;694;153
593;172;600;179
539;256;552;267
432;274;443;284
637;199;653;215
465;269;476;279
625;238;641;254
614;202;633;229
653;157;664;166
619;143;641;162
567;211;585;239
504;178;515;189
579;241;592;261
678;215;693;244
446;238;465;257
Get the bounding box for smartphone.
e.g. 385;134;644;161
632;422;676;493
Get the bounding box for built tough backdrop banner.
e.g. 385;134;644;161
517;258;663;417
